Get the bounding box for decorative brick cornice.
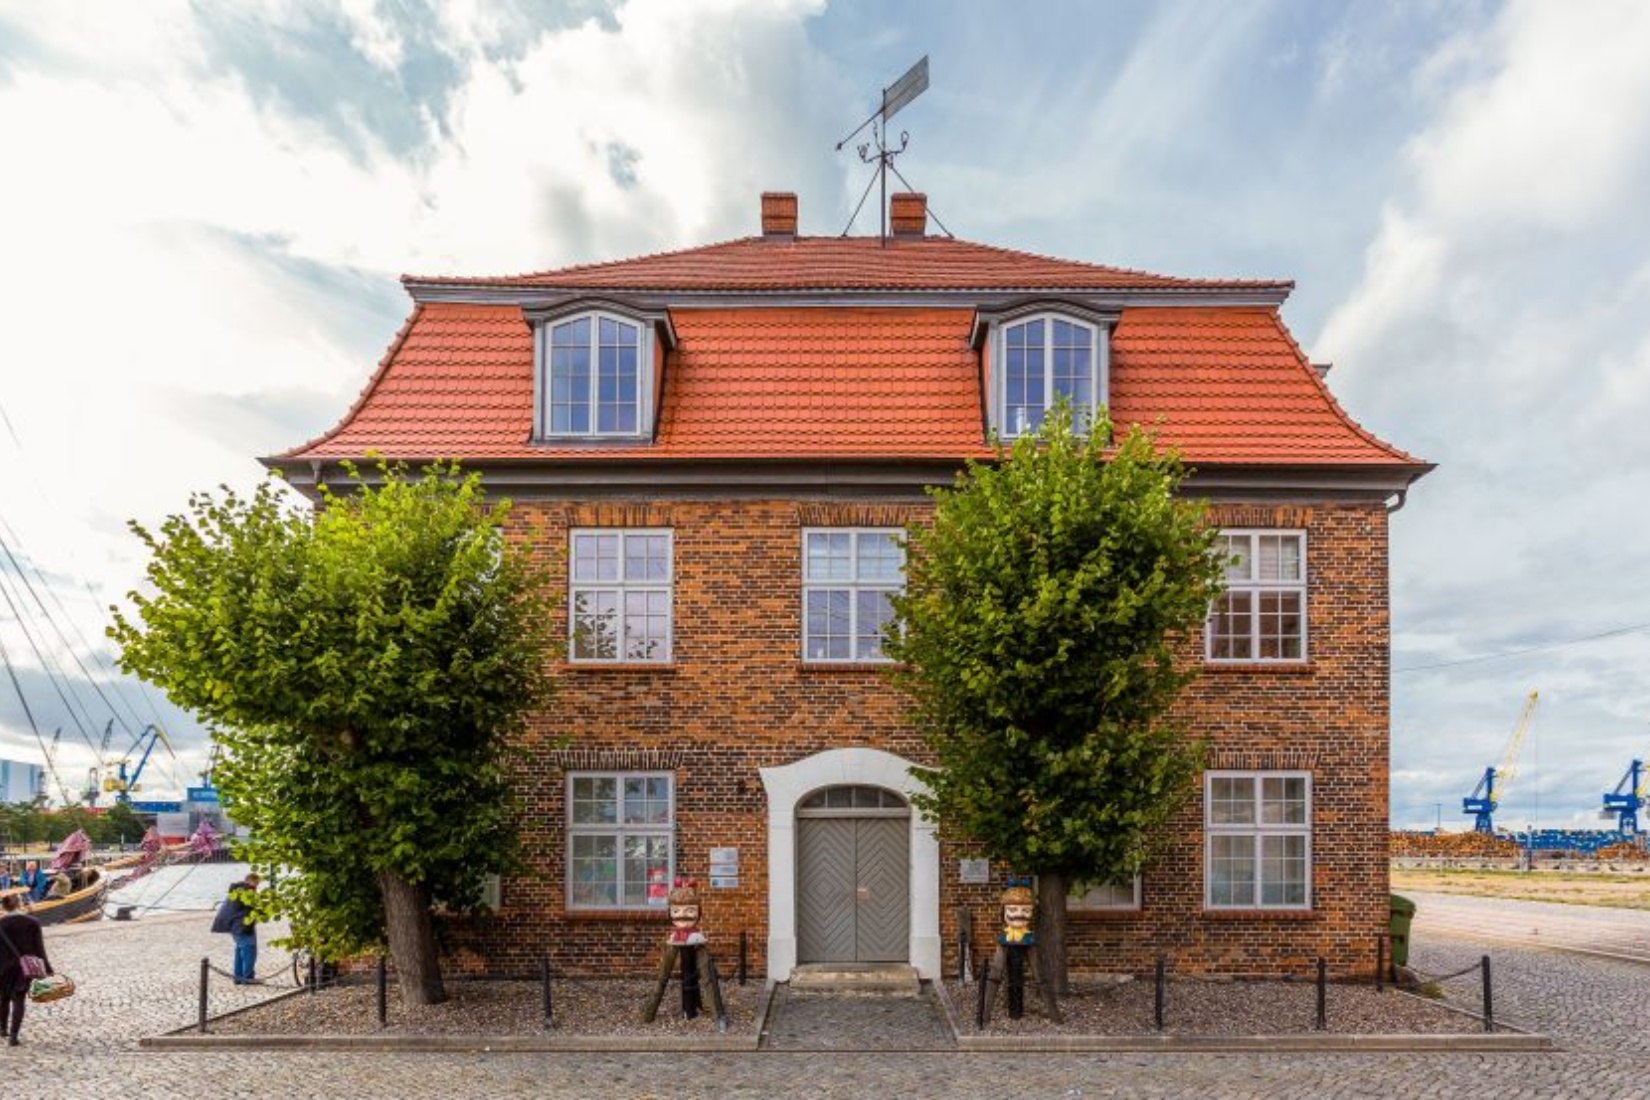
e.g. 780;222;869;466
546;748;685;772
796;503;919;528
1206;749;1319;771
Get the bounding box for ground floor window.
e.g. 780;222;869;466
1068;876;1142;911
567;772;674;910
1205;771;1311;910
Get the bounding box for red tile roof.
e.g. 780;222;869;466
405;236;1292;293
280;302;1421;469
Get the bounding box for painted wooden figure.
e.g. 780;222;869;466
642;878;727;1030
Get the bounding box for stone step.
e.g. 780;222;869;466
788;963;924;997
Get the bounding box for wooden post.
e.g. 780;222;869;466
702;952;728;1033
680;944;703;1019
642;944;679;1022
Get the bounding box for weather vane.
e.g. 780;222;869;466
837;55;951;241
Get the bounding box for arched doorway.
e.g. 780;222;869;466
796;786;910;963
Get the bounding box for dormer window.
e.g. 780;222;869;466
532;303;671;442
976;305;1113;439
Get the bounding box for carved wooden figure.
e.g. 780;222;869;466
642;879;728;1030
980;879;1061;1024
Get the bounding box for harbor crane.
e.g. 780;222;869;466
102;724;171;804
1602;756;1646;836
1463;690;1538;833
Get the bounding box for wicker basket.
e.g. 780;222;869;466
28;974;74;1003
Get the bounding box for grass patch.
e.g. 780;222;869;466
1391;867;1650;910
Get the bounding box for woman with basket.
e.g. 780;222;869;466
0;891;58;1045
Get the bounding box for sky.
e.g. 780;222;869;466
0;0;1647;829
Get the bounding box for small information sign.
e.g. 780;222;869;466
709;847;739;889
959;858;990;884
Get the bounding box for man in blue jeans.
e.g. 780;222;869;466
212;873;261;984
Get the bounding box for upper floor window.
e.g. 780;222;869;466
570;529;672;662
1207;530;1307;662
545;312;647;437
1000;314;1101;438
802;529;904;662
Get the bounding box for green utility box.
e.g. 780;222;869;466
1388;893;1417;968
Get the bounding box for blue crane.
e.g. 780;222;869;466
103;724;171;805
1602;757;1646;836
1463;690;1538;833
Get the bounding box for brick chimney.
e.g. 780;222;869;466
761;192;798;239
890;192;927;238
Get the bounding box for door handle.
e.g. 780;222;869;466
856;886;870;902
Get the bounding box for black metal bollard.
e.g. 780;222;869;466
198;957;209;1034
1376;935;1385;993
1154;956;1165;1031
975;956;991;1030
308;954;318;993
1315;958;1327;1030
541;957;553;1028
738;930;748;986
1481;955;1494;1033
377;956;388;1028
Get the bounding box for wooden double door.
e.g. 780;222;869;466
796;787;910;964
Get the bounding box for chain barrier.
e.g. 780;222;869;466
202;957;296;984
1405;960;1484;985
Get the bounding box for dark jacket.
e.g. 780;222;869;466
211;883;257;937
0;912;52;994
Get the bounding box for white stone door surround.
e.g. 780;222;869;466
760;747;940;980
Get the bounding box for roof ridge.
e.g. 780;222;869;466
403;236;767;287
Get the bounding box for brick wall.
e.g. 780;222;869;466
442;496;1390;982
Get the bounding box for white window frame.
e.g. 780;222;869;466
565;771;675;912
800;527;905;663
1068;875;1143;912
569;528;673;664
1204;771;1313;911
995;312;1108;438
1205;529;1309;663
537;310;653;439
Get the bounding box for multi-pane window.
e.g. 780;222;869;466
1002;315;1098;437
1207;531;1307;662
547;313;643;436
570;529;671;662
1205;772;1311;910
567;773;674;910
802;529;904;662
1068;876;1143;911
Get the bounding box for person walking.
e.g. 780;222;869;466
211;873;261;984
0;892;52;1045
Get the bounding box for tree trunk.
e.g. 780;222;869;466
1036;871;1071;996
378;870;446;1006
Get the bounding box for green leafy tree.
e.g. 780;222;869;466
887;405;1223;993
111;462;556;1005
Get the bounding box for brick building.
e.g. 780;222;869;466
268;191;1430;981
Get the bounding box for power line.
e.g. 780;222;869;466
1394;622;1650;674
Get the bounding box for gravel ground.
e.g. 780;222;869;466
942;976;1500;1036
209;978;761;1037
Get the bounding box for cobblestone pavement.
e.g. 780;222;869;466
763;986;954;1050
1412;889;1650;960
19;911;1650;1098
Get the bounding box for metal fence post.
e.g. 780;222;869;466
738;930;747;987
1481;955;1494;1033
1154;956;1165;1032
542;957;553;1028
1315;958;1327;1030
198;957;209;1034
1376;936;1385;993
376;955;388;1028
974;956;991;1030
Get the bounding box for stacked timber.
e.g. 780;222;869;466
1595;840;1650;862
1390;831;1521;858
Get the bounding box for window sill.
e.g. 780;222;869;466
799;661;903;673
565;908;671;923
560;662;677;674
1201;661;1315;675
1070;908;1144;921
1202;908;1317;921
